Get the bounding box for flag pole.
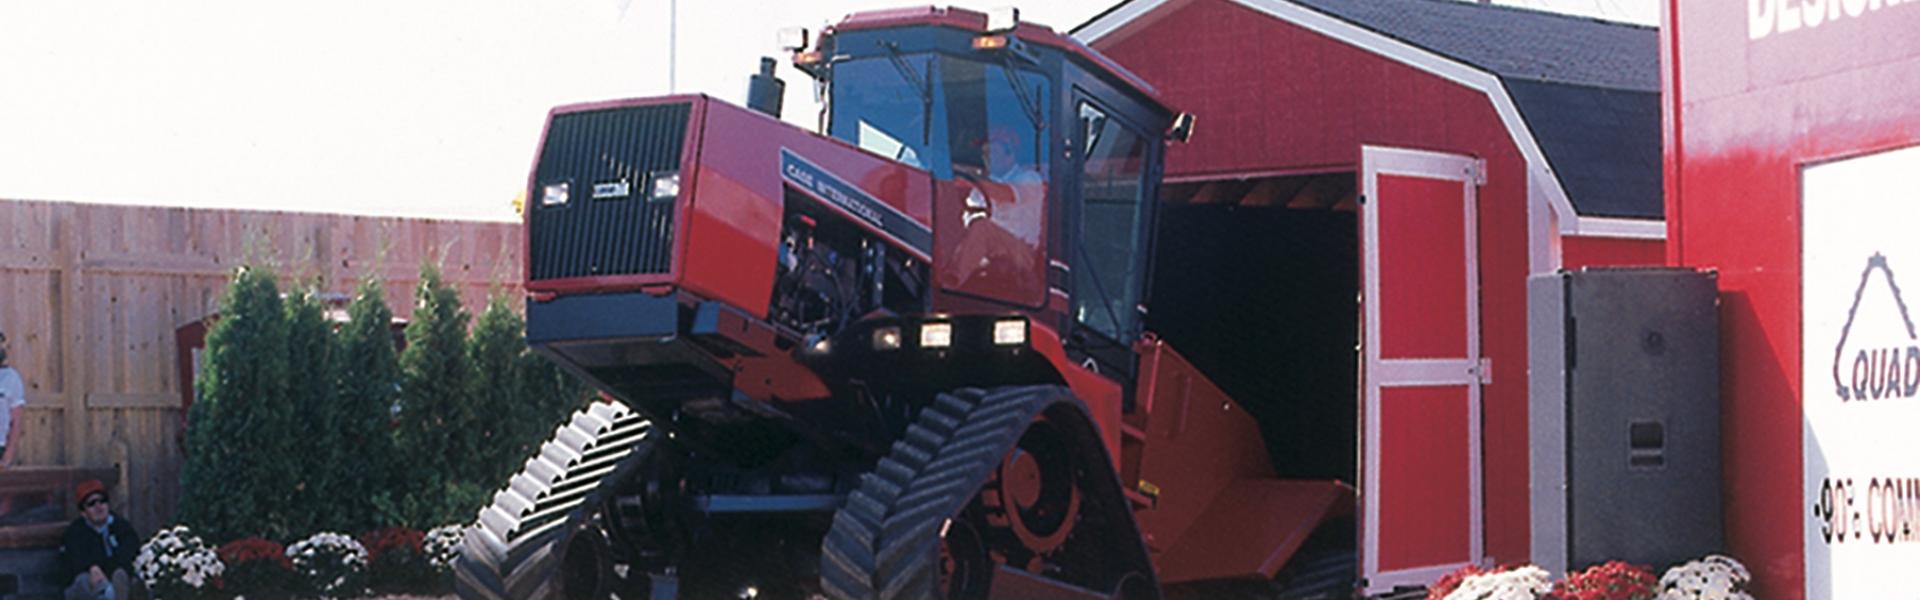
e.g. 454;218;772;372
669;0;678;92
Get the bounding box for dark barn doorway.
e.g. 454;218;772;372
1147;172;1359;483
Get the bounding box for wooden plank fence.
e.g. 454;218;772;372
0;199;522;534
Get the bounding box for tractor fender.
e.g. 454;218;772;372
1018;321;1125;468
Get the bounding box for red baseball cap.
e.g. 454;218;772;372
75;479;107;508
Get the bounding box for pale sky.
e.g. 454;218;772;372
0;0;1656;223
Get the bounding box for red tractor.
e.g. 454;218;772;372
457;7;1354;599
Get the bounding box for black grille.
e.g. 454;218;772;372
530;103;691;281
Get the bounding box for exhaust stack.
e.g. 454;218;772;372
747;57;785;118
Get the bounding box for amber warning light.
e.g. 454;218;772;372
972;35;1009;51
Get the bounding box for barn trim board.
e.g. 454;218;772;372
1360;146;1486;593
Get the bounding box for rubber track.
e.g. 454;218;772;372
454;401;651;600
820;385;1122;600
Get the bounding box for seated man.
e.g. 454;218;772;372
1;327;24;468
942;126;1048;295
58;480;138;600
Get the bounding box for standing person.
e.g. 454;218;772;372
59;480;139;600
0;328;24;467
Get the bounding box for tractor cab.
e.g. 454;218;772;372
796;8;1188;379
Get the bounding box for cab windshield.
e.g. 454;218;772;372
828;54;1050;184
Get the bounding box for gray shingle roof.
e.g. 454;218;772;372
1506;79;1662;219
1289;0;1659;92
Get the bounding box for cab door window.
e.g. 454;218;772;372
1073;102;1150;341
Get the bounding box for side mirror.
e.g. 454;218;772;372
1168;112;1196;143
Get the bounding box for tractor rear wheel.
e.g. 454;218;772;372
455;401;651;600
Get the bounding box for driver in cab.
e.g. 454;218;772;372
944;126;1046;296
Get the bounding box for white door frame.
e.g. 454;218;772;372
1360;145;1486;593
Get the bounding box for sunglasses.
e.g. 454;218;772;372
83;497;107;508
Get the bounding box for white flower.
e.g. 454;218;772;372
287;531;369;599
134;524;224;591
1661;555;1751;599
1446;566;1552;600
424;524;466;569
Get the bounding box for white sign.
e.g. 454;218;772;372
1802;144;1920;599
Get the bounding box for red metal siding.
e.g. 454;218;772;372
1562;236;1664;270
1666;1;1920;597
1095;0;1535;563
1099;0;1481;179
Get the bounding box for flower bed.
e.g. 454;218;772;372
135;522;467;598
1427;555;1750;600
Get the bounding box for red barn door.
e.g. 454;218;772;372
1360;146;1486;593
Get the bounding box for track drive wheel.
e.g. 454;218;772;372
455;401;651;600
820;385;1158;600
456;524;568;600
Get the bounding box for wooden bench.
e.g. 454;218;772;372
0;466;124;599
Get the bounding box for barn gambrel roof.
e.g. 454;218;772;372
1077;0;1666;229
1288;0;1661;220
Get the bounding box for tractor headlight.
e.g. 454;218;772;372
920;322;953;349
993;319;1027;346
872;326;902;351
541;182;570;206
651;171;681;201
803;334;831;355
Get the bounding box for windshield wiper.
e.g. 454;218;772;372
879;42;934;142
999;57;1047;133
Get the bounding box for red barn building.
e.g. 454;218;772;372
1666;1;1920;597
1078;0;1666;591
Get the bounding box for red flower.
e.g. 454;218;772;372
1549;561;1656;600
216;537;297;597
217;537;292;570
359;527;425;564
